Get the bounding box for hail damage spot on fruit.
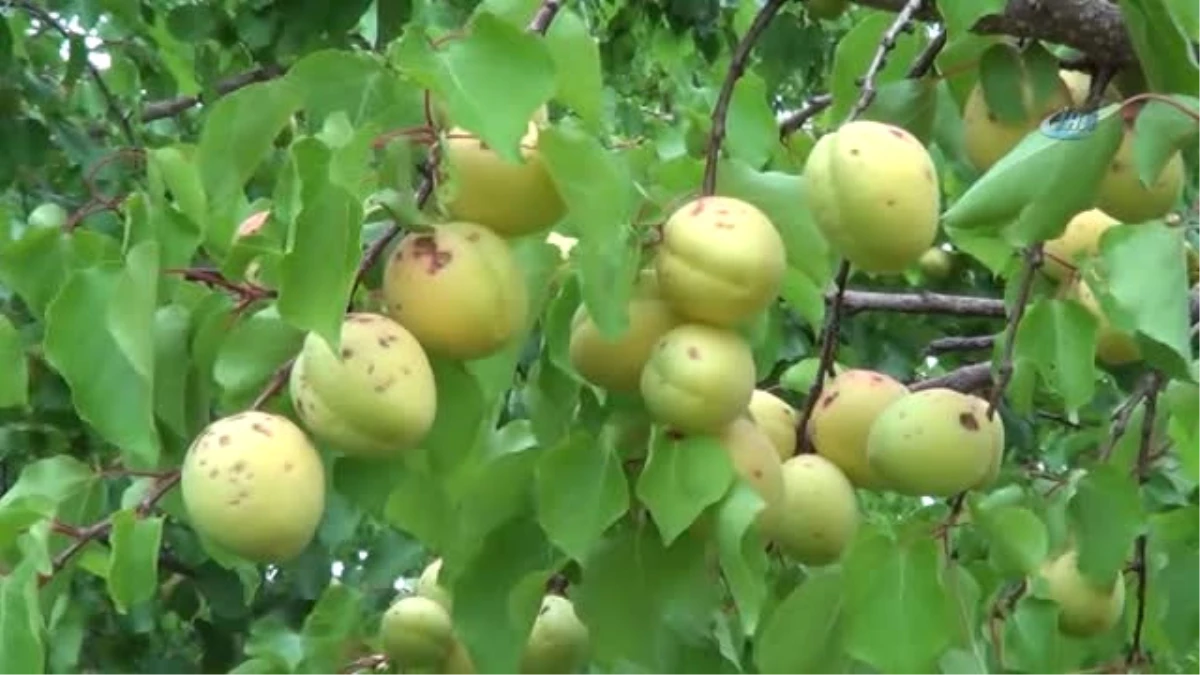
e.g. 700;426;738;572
284;462;294;472
850;148;860;156
209;468;219;478
341;347;354;359
402;366;412;375
959;412;980;431
251;422;272;436
466;231;480;242
715;220;734;229
870;374;884;383
374;376;396;393
691;199;706;216
821;391;839;408
411;236;454;274
752;469;763;479
717;208;729;216
886;199;896;207
231;460;247;473
687;346;700;360
219;435;231;446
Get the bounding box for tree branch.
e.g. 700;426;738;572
910;361;994;393
778;94;833;138
796;260;852;454
139;64;286;122
702;0;792;195
926;334;996;355
1126;372;1162;669
851;0;1136;66
1096;371;1160;462
839;289;1007;317
845;0;930;121
988;244;1044;418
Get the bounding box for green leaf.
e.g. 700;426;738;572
574;526;721;670
754;568;847;674
1117;0;1200;97
1131;97;1200;186
1067;464;1144;586
423;357;488;477
1002;596;1077;672
635;432;735;545
212;306;305;408
1163;380;1199;482
540;123;639;338
0;228;121;318
43;243;162;468
105;510;164;614
0;560;45;674
725;71;778;169
861;77;939;143
828;11;922;123
535;430;629;561
543;9;604;129
284;49;421;128
1012;297;1098;413
197;79;303;249
975;506;1049;576
0;314;27;408
1098;223;1194;376
714;483;768;634
841;528;955;673
383;463;454;552
300;583;363;673
276;139;364;351
147;146;208;231
942;106;1124;243
397;11;555;162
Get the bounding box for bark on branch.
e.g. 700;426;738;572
852;0;1136;66
837;289;1007;317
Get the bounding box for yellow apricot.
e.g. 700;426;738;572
804;120;941;273
1072;280;1141;365
568;270;682;393
180;411;326;563
809;369;909;490
654;196;786;327
1096;128;1185;224
382;221;529;361
1042;209;1120;283
441;121;565;238
717;417;787;531
639;323;757;435
746;389;798;461
961;73;1072;172
1035;549;1127;637
764;454;860;566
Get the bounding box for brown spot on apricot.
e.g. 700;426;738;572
374;377;396;393
410;235;454;274
687;346;700;360
690;199;706;216
886;199;896;207
402;366;412;375
888;127;906;139
467;231;481;242
752;469;763;479
870;374;883;383
231;460;246;473
821;391;840;408
850;148;860;156
209;468;219;479
715;220;734;229
341;347;354;359
959;412;980;431
219;435;231;446
284;462;294;472
251;422;272;436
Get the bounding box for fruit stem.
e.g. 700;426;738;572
795;260;852;455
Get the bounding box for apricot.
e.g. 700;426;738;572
1072;280;1141;365
808;369;909;490
639;324;757;435
1059;69;1120;107
441;121;565;238
716;417;786;530
1035;549;1126;637
27;202;68;230
382;221;529;360
289;313;437;458
763;454;859;566
918;247;953;280
519;595;590;674
653;196;786;327
866;388;1005;497
180;411;325;563
962;72;1072;172
568;270;682;392
1042;209;1120;282
746;389;799;461
380;595;456;672
1095;128;1185;224
804;120;941;273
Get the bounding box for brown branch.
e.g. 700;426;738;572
1126;373;1161;669
926;334;996;355
527;0;565;34
1096;372;1159;462
778;94;834;138
8;0;137;144
910;361;994;393
252;359;294;411
845;0;928;121
795;260;852;455
906;24;947;79
140;64;286;122
701;0;793;195
839;289;1007;317
851;0;1136;67
988;244;1044;418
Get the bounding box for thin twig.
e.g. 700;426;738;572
252;359;294;411
7;0;137;144
987;244;1044;419
910;362;994;393
778;94;833;138
845;0;928;122
795;260;852;454
905;24;946;78
839;289;1006;317
140;64;286;122
1096;372;1158;462
527;0;565;34
1126;374;1161;668
701;0;792;195
926;335;996;355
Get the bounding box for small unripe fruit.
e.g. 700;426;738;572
1035;549;1126;637
380;595;456;672
962;74;1072;172
289;313;437;458
27;202;69;230
654;196;786;327
441;121;565;238
416;558;452;612
1042;209;1120;283
181;411;326;563
717;417;786;531
383;221;529;361
1095;129;1185;224
568;270;681;392
867;388;1005;497
918;247;953;280
807;0;848;20
519;595;590;674
809;369;908;489
639;324;757;435
804;120;941;273
764;454;859;566
746;389;798;461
